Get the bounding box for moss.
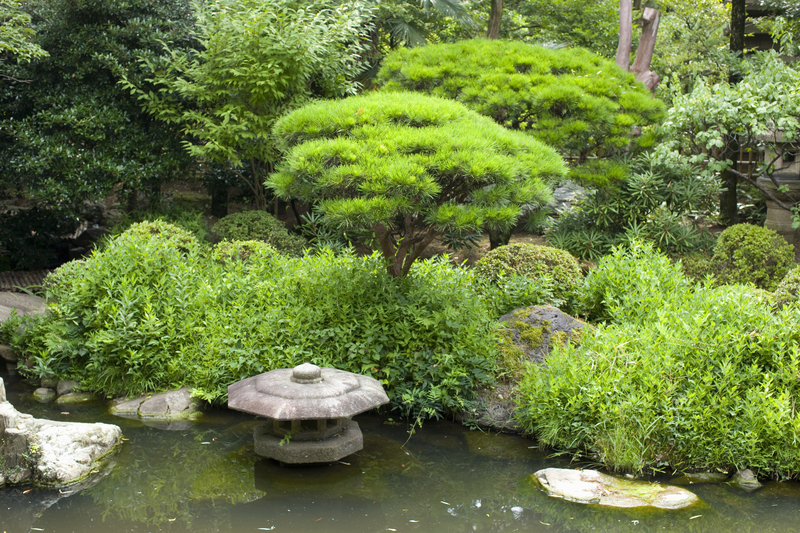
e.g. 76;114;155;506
711;224;794;291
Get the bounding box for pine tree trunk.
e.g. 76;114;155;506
487;0;503;39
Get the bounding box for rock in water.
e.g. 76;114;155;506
0;378;121;487
532;468;700;509
729;469;762;491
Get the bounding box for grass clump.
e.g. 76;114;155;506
213;210;307;257
711;223;794;291
17;223;498;421
516;243;800;477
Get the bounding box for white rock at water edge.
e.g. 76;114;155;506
532;468;700;510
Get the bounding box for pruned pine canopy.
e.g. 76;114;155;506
268;92;566;276
377;40;666;187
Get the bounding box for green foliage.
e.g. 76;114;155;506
213;211;306;257
474;273;559;320
124;0;371;210
546;154;719;260
772;266;800;309
653;0;734;98
578;240;692;324
268;91;565;277
711;223;795;291
659;51;800;210
0;0;195;211
109;204;210;243
498;0;619;57
517;277;800;477
474;243;582;312
19;223;499;420
377;39;666;188
0;0;47;63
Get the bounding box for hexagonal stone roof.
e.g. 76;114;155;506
227;363;389;420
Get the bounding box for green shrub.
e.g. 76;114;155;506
678;252;716;283
19;223;499;420
213;211;307;256
210;240;278;264
109;205;210;243
517;279;800;477
545;154;718;261
772;266;800;309
578;240;692;324
475;243;582;310
119;220;200;253
711;223;795;291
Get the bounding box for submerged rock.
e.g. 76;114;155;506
0;378;121;487
532;468;700;509
111;387;203;425
33;388;56;403
729;469;762;491
55;391;97;405
670;472;729;485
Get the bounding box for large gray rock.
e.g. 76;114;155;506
0;292;47;323
0;378;121;487
498;305;588;365
0;343;17;362
532;468;700;509
458;306;588;434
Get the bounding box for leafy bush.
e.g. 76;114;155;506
109;204;211;243
517;269;800;477
771;266;800;309
19;223;499;420
578;241;692;323
711;224;794;291
213;211;307;257
474;243;582;311
546;154;718;261
475;274;560;320
377;39;665;188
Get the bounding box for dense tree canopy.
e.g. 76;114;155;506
126;0;371;210
267;91;566;277
0;0;195;210
377;39;666;188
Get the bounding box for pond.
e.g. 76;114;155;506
3;369;800;533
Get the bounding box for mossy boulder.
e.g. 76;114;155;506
498;305;587;367
213;211;306;256
458;305;587;434
711;224;794;291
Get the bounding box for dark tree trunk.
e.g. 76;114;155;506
488;228;511;250
487;0;502;39
209;182;228;219
720;0;747;224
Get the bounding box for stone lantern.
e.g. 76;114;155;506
227;363;389;464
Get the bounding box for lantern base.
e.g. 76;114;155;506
253;419;363;464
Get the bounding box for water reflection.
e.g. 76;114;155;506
4;369;800;533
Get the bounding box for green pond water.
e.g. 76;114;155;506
3;369;800;533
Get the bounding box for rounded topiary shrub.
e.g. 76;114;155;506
214;211;306;256
120;220;199;253
475;243;583;304
211;240;278;264
772;266;800;309
711;224;794;291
